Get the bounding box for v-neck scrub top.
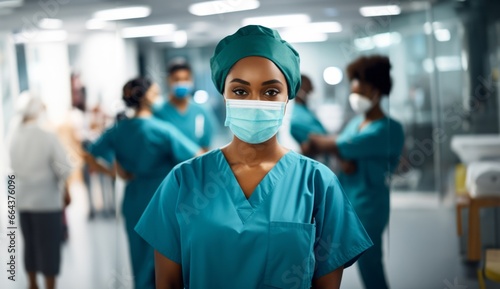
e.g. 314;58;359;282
135;149;372;289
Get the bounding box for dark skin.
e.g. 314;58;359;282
307;80;385;175
155;56;344;289
167;68;210;152
167;68;192;113
295;75;313;106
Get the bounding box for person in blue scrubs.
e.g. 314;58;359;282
290;74;327;153
85;77;201;289
153;60;217;151
135;25;373;289
308;55;405;289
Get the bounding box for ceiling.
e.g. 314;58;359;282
0;0;434;47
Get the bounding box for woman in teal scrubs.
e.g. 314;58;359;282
309;56;405;289
85;77;201;289
135;25;373;289
290;74;327;152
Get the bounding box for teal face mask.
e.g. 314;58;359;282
172;81;193;99
225;99;286;144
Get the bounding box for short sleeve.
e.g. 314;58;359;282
135;171;182;263
290;105;327;145
163;123;200;162
336;119;403;160
87;127;115;162
313;176;373;278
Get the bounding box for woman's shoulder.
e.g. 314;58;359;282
171;149;219;174
383;116;404;134
292;151;339;183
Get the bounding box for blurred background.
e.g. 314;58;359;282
0;0;500;288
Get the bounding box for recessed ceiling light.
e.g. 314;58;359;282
85;19;107;30
14;30;67;44
152;31;188;48
280;31;328;43
93;6;151;21
38;18;63;30
323;67;343;85
434;29;451;42
242;14;310;28
0;0;22;8
189;0;260;16
359;5;401;17
284;22;341;33
122;24;176;38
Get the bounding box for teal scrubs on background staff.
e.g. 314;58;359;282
290;102;327;145
87;117;199;289
136;149;373;288
336;115;404;288
153;101;216;148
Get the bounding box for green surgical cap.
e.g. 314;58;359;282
210;25;301;99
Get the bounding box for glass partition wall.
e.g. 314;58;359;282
341;0;500;197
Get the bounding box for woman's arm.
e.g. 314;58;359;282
155;250;183;289
114;161;133;180
308;134;340;156
312;266;344;289
83;152;116;177
63;182;71;207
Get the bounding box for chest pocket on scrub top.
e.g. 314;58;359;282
263;221;316;289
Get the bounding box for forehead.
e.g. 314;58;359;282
227;56;286;83
350;79;371;90
170;69;191;78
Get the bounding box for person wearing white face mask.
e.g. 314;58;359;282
152;59;217;151
308;55;405;289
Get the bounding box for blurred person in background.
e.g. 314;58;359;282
308;55;405;289
290;74;328;155
84;77;202;289
153;59;217;151
83;104;116;219
9;93;72;289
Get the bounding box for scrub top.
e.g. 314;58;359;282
153;100;217;148
290;103;327;144
87;117;200;289
136;149;373;289
88;117;199;179
336;115;404;226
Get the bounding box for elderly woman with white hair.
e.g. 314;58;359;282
8;93;72;289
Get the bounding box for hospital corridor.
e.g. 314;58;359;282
1;0;500;289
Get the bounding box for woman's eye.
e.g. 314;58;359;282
232;89;247;96
265;89;279;96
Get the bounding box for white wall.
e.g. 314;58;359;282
25;41;71;125
73;32;138;116
0;32;20;173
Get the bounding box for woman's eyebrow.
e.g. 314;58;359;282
229;78;250;85
262;79;283;86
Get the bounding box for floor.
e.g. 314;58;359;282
1;182;499;289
